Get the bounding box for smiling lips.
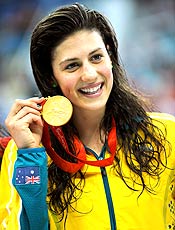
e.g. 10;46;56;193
79;83;103;95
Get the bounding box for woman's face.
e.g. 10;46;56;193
51;29;113;114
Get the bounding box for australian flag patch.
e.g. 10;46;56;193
15;166;40;185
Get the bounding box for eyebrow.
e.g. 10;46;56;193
59;47;102;66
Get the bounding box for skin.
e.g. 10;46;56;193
5;30;113;154
5;97;44;148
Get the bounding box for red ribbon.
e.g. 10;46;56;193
42;118;117;173
0;136;11;157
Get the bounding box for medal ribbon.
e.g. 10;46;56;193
42;118;117;173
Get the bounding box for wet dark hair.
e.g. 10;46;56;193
30;3;168;222
30;3;119;97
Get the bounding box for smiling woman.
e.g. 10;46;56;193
51;30;113;112
0;3;175;230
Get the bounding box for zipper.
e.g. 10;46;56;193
85;145;117;230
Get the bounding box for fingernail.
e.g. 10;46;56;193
37;104;42;108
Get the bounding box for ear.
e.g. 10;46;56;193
106;45;112;56
48;76;58;88
52;81;57;88
106;45;113;69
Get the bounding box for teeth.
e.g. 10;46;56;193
81;84;101;93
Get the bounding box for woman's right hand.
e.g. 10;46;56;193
5;97;45;149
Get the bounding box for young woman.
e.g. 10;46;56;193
0;3;174;230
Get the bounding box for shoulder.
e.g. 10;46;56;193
147;112;175;127
147;112;175;148
147;112;175;121
2;139;18;163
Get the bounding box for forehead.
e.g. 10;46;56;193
52;29;106;59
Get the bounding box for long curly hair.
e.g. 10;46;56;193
30;3;168;221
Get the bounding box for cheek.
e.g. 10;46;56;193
57;78;76;98
100;64;113;83
107;71;113;91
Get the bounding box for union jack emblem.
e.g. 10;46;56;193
25;175;40;184
15;166;40;185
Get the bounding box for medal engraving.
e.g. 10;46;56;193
42;96;73;126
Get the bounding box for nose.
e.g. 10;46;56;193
81;62;97;82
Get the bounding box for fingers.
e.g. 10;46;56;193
6;97;44;126
14;106;41;122
5;97;46;148
7;112;43;131
8;97;44;118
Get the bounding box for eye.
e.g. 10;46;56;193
65;62;79;72
90;54;103;63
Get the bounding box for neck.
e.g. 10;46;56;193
72;108;105;155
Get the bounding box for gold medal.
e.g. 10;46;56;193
42;96;73;126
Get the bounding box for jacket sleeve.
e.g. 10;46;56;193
0;140;49;230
